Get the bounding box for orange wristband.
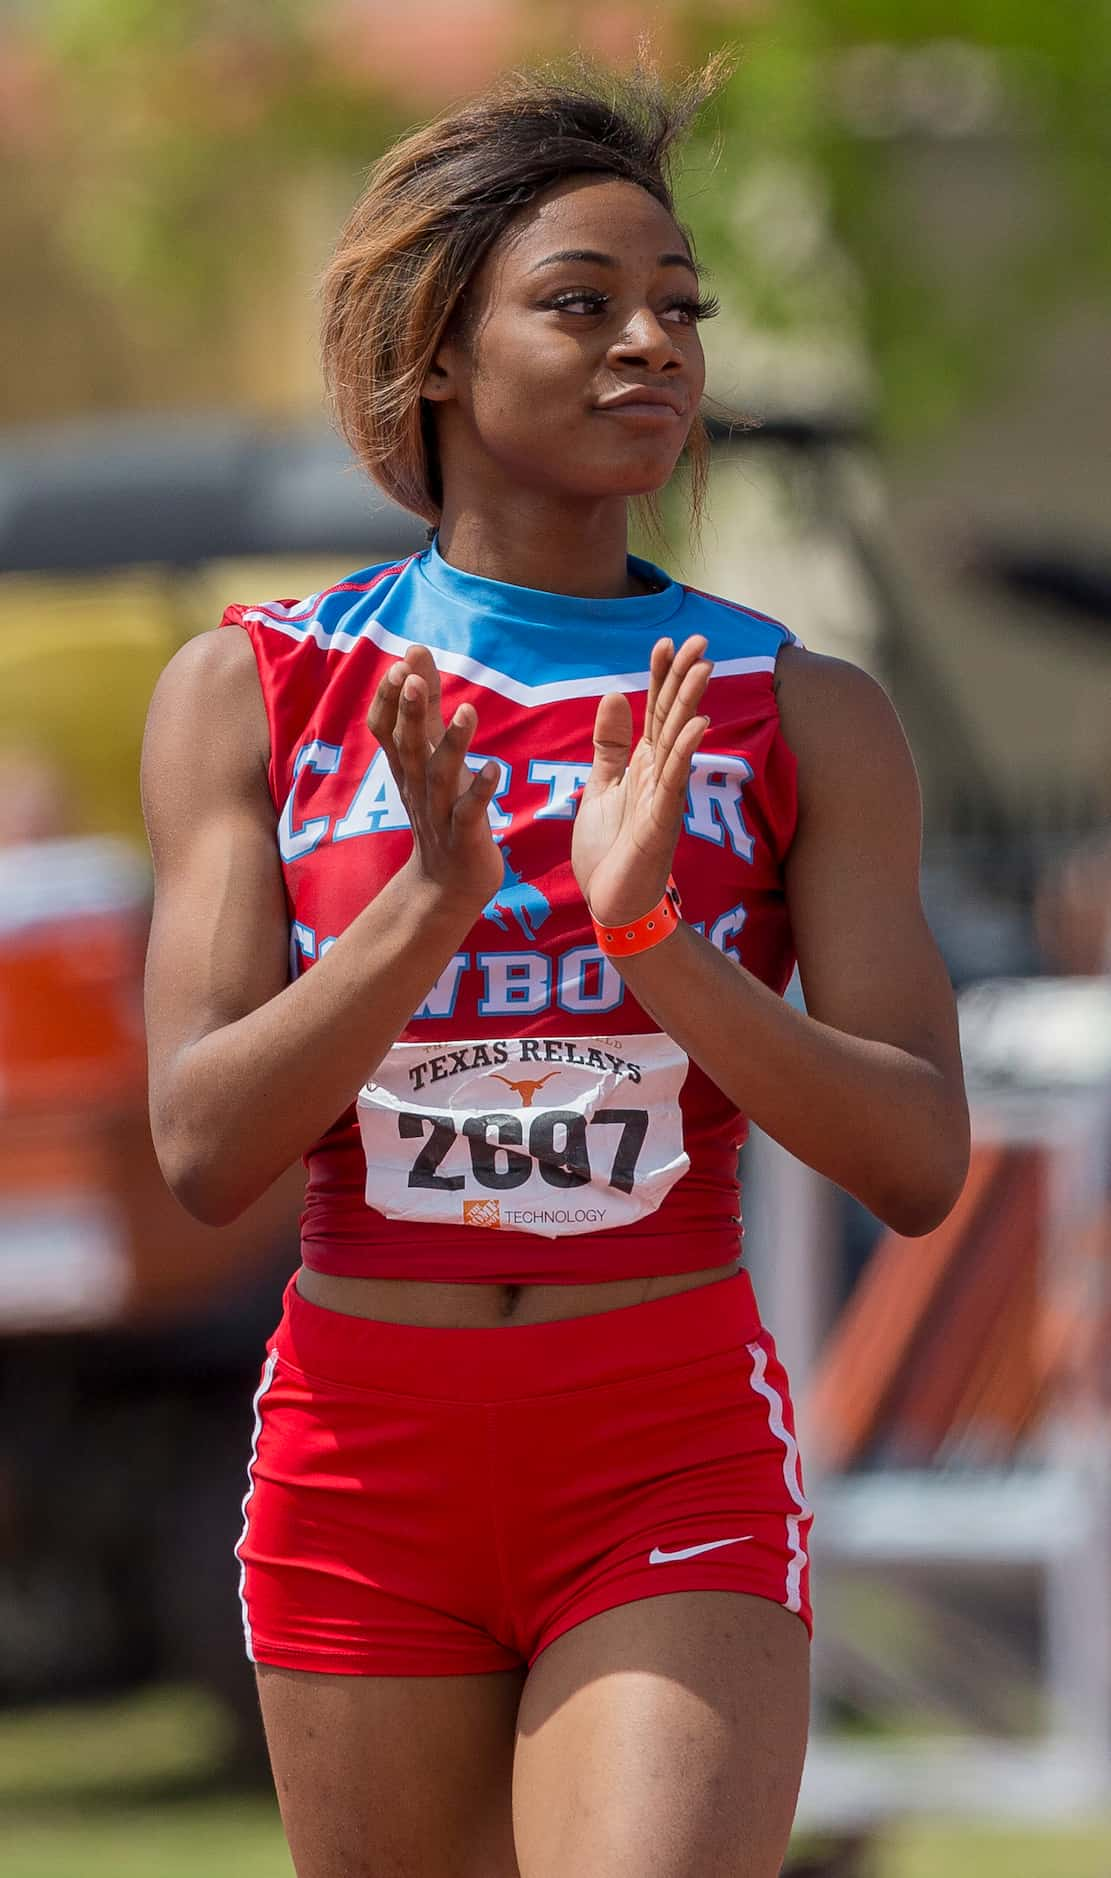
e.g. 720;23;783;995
591;877;682;958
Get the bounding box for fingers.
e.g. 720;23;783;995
643;635;713;832
643;637;673;746
654;710;710;821
654;651;713;776
366;662;408;783
645;634;707;747
401;643;446;742
366;637;498;845
586;691;634;792
393;672;434;796
453;759;501;827
426;699;481;813
366;645;445;760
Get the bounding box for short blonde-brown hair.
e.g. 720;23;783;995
319;58;729;532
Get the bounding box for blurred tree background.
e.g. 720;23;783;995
1;0;1108;442
2;0;1109;841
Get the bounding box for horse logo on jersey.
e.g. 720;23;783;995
482;843;551;941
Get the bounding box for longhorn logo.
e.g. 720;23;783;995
489;1071;561;1108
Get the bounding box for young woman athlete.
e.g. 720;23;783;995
140;65;969;1878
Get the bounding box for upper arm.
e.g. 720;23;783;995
139;625;290;1160
775;646;966;1100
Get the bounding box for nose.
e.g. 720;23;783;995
608;305;684;374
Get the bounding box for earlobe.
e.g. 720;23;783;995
420;358;454;402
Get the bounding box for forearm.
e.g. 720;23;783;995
163;865;476;1224
617;921;968;1235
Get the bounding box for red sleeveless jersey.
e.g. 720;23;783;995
219;541;800;1282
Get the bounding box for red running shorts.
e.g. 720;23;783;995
235;1268;813;1676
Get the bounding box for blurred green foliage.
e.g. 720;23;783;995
677;1;1111;437
1;1;1108;440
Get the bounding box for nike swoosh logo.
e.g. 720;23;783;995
648;1536;754;1563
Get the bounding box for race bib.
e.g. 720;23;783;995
356;1034;690;1237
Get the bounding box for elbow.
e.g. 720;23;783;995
881;1185;961;1239
174;1172;249;1229
873;1122;972;1240
882;1149;968;1239
153;1127;250;1228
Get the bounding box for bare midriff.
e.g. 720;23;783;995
296;1258;741;1328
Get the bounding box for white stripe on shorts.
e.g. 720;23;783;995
745;1337;812;1615
234;1348;280;1665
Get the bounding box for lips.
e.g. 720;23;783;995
594;387;687;417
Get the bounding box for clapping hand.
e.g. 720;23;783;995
571;635;712;928
367;645;504;909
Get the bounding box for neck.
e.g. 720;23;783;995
435;490;652;600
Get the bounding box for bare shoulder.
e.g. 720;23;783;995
144;621;266;742
140;623;289;1090
774;644;912;766
774;644;920;825
141;625;271;832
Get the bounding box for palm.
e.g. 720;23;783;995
574;737;662;904
366;643;504;903
572;636;713;928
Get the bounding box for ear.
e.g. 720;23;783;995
420;341;459;403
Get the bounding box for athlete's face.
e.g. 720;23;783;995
423;176;710;508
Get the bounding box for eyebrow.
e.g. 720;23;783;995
528;248;700;278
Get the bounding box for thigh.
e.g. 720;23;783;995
258;1661;527;1878
512;1591;809;1878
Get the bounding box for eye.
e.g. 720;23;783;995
662;294;721;325
540;288;721;324
544;289;609;315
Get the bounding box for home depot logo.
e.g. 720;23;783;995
463;1198;501;1229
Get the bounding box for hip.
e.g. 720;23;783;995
237;1265;814;1669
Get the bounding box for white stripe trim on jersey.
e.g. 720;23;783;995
745;1336;812;1615
234;1348;280;1665
240;607;780;705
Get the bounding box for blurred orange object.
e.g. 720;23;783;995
0;833;303;1330
0;836;148;1109
807;1141;1080;1470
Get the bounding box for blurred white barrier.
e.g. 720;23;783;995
745;976;1111;1827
